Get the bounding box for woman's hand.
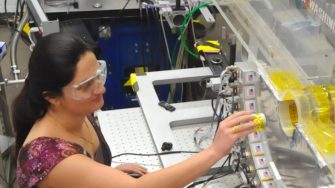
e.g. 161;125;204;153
210;111;258;157
115;163;148;176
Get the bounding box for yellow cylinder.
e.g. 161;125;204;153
253;113;266;132
278;85;335;153
268;70;304;100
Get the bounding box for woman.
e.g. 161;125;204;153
13;32;257;188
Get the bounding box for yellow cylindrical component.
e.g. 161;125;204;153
253;113;266;132
268;70;304;100
278;85;335;153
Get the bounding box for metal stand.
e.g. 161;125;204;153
0;135;15;188
0;39;22;188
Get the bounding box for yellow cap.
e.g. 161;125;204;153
253;113;266;132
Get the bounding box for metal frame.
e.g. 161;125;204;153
0;136;15;188
136;67;215;167
26;0;60;36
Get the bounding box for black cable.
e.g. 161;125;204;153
0;0;15;28
211;98;223;118
186;153;233;188
228;153;231;166
99;0;131;33
185;171;231;188
214;102;224;134
19;1;26;22
231;93;235;114
204;153;232;183
4;0;9;27
235;153;240;172
175;0;181;10
4;0;7;15
114;0;131;20
112;150;199;159
13;0;21;33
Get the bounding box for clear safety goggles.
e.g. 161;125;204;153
71;60;107;100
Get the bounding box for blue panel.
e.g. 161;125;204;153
98;20;177;110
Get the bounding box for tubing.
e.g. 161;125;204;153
10;11;29;80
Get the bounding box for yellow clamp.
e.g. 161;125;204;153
124;73;139;92
196;40;221;53
23;23;31;35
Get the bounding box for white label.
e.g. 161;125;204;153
244;71;258;83
254;156;267;169
262;181;276;188
244;100;256;112
248;132;261;142
257;169;273;182
250;143;264;156
244;85;256;98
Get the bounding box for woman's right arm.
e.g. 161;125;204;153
39;111;257;188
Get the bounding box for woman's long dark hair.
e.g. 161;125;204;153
12;33;91;152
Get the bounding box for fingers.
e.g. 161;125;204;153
230;121;257;134
235;127;255;138
129;164;148;175
135;165;148;174
116;163;149;176
224;111;251;121
222;113;255;128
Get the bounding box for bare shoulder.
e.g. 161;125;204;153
22;119;58;146
39;154;137;188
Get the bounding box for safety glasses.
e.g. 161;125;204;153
71;60;107;100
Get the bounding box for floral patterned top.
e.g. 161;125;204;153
16;121;112;188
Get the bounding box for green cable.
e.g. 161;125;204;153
179;1;212;58
168;1;212;102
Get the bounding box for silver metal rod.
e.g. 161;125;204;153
10;12;29;80
0;79;25;86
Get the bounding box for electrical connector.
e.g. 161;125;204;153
233;101;240;111
232;86;240;95
206;77;221;92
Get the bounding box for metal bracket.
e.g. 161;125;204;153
200;7;215;23
26;0;60;36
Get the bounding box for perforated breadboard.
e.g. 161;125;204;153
97;108;162;172
97;108;243;186
172;123;231;168
172;123;212;158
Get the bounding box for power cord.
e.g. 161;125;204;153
112;150;199;159
186;153;233;188
186;171;231;188
202;153;232;186
3;0;10;28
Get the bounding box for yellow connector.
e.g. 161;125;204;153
124;73;139;92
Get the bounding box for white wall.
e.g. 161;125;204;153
0;0;19;13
